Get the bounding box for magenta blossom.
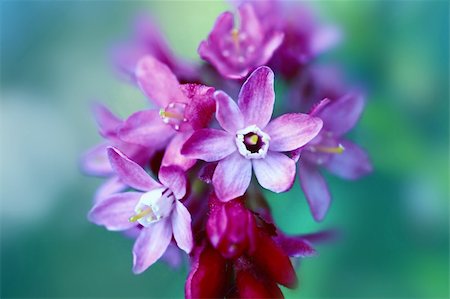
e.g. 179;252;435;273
231;1;341;79
89;147;193;274
112;14;196;82
118;55;215;170
182;66;323;201
198;4;284;79
297;93;373;221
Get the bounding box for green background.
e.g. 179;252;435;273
1;1;448;298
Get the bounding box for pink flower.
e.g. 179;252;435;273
198;4;284;79
237;0;341;79
118;55;215;171
88;147;193;274
296;94;373;221
182;66;323;201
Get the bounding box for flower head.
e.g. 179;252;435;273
182;66;323;201
88;147;193;273
83;4;372;296
118;55;215;170
297;93;373;221
198;4;284;79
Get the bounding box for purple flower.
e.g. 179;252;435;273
118;55;215;170
298;93;373;221
182;66;323;201
112;14;196;82
88;147;193;274
234;1;340;79
198;4;284;79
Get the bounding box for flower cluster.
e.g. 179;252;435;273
82;1;372;298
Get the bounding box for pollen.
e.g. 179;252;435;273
129;207;156;223
315;144;345;154
231;28;240;50
246;134;259;145
159;108;185;121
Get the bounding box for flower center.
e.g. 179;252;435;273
231;28;241;50
129;188;175;227
159;102;187;131
221;28;255;65
235;125;270;159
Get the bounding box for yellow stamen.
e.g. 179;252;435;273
315;144;345;154
129;208;155;223
231;28;240;50
247;134;259;145
159;109;184;120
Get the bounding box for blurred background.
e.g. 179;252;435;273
1;1;448;298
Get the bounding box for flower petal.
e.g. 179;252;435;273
118;109;174;148
198;12;249;79
80;143;112;176
252;232;298;288
185;244;228;299
160;243;183;269
207;197;256;259
94;176;127;204
300;229;340;244
135;55;188;107
92;103;122;138
201;11;234;50
198;162;218;184
298;161;331;222
252;151;295;193
212;152;252;202
274;234;317;258
319;91;365;136
311;25;342;57
88;192;141;231
158;166;187;199
107;147;161;191
181;84;216;130
181;129;236;162
161;131;197;171
214;90;244;133
236;269;283;299
266;113;323;152
324;139;372;180
171;201;193;254
239;4;263;44
199;39;250;79
238;66;275;128
256;31;284;67
132;218;172;274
